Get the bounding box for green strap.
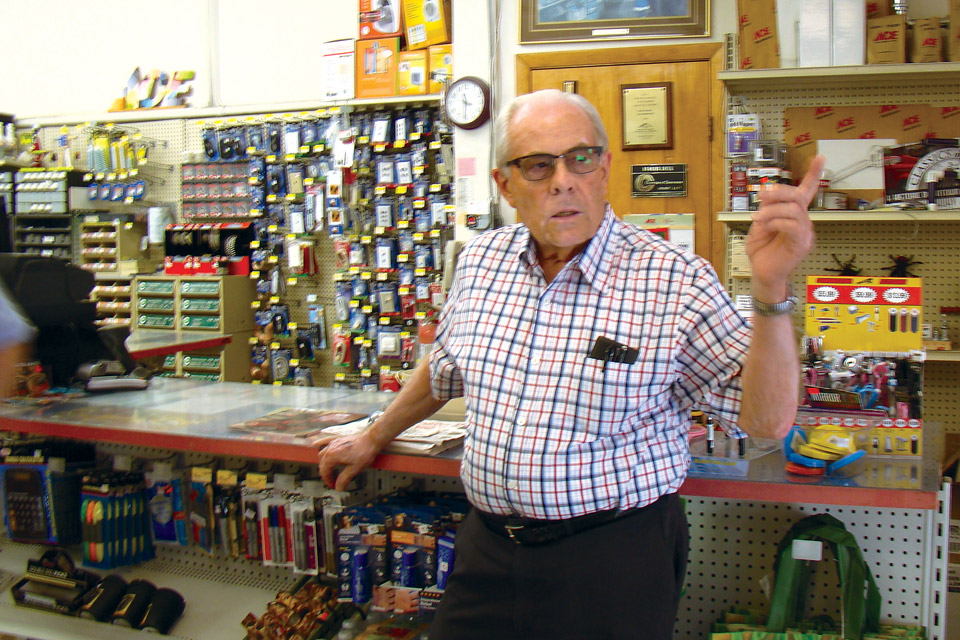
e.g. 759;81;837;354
767;515;880;639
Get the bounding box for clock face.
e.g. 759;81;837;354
444;77;490;129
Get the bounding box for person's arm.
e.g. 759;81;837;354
737;155;825;439
316;358;447;490
0;343;29;397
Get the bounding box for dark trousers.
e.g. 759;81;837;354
429;493;689;640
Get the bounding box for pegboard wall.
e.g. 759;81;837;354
721;65;960;434
28;99;451;390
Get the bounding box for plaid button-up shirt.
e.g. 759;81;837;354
430;207;750;518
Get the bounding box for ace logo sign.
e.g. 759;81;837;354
867;16;906;63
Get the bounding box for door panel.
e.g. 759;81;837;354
517;44;724;267
530;61;711;250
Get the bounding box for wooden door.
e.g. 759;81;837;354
517;44;725;269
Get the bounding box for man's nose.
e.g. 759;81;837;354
548;158;576;191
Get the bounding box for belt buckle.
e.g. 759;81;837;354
504;523;524;544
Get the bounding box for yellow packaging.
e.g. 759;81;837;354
398;50;428;96
355;38;400;99
910;17;943;63
401;0;452;50
428;44;452;94
804;275;923;352
867;16;907;64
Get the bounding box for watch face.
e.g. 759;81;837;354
446;80;488;127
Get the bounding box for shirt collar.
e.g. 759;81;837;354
515;205;620;292
577;205;618;293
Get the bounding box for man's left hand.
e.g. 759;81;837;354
746;155;825;293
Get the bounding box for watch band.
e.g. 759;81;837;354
752;284;798;317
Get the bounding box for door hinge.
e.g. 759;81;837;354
708;115;714;142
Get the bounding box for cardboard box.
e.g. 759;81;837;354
950;0;960;61
401;0;451;50
784;104;931;181
866;1;892;19
867;15;907;64
911;17;943;63
737;0;780;69
359;0;403;40
428;44;452;94
398;50;428;96
355;37;400;99
323;39;355;101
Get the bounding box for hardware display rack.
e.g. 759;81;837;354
719;61;960;436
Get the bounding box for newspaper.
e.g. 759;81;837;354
317;419;466;455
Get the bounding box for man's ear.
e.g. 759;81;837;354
492;167;517;209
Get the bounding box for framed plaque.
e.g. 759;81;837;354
621;82;673;151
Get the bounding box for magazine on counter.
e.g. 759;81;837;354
229;408;369;439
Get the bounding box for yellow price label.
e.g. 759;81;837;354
398;254;409;263
374;144;386;152
266;155;277;162
361;369;372;376
270;341;281;350
273;380;284;386
398;287;410;296
299;146;309;154
304;177;314;186
335;372;346;381
353;336;364;345
268;224;279;232
245;473;268;490
415;312;426;320
216;470;239;487
248;336;258;344
430;184;441;193
396;185;408;194
375;186;386;195
358;136;370;144
191;467;214;483
398;220;410;229
266;195;277;203
290;358;299;366
415;268;426;277
362;305;373;314
376;272;389;281
250;240;261;248
360;272;372;281
380;316;391;325
413;233;424;242
361;235;372;244
393;141;406;149
429;141;441;149
287;278;297;285
410;132;421;141
349;300;360;308
250;300;261;309
289;323;298;330
285;154;296;162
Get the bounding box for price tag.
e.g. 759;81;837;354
248;336;258;345
269;295;280;304
249;271;260;280
273;380;284;386
358;136;370;145
396;185;408;195
361;369;372;377
266;195;277;203
290;358;299;366
361;235;372;244
374;144;386;152
287;277;298;285
353;336;364;345
304;178;314;186
216;470;239;487
431;229;441;238
397;220;410;229
380;316;391;325
429;184;441;193
271;341;281;350
375;226;385;235
335;372;346;381
360;272;372;281
268;224;279;232
362;305;373;314
299;146;310;154
250;209;261;216
349;300;360;309
266;155;277;162
415;268;426;277
413;200;426;209
191;467;214;483
429;141;442;150
285;194;296;201
288;322;298;330
376;272;389;281
246;147;257;155
245;473;268;490
312;144;324;153
83;173;93;181
410;132;421;141
415;312;426;320
285;154;296;162
413;233;424;242
397;253;409;263
380;366;392;373
393;141;406;149
375;186;386;195
398;287;410;296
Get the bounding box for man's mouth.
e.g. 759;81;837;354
553;210;580;218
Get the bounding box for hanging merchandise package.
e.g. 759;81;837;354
736;0;780;69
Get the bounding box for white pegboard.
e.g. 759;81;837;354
676;493;947;639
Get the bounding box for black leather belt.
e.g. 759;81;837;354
476;507;634;546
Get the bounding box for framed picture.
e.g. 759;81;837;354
520;0;709;43
621;82;673;150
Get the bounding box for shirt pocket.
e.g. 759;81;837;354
573;357;646;437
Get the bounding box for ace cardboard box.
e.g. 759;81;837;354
402;0;452;50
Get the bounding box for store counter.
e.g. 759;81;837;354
0;378;943;509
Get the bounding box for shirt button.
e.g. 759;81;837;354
531;356;541;366
506;480;518;490
517;417;527;426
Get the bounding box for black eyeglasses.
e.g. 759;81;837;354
505;146;604;181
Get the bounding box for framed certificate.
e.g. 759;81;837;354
621;82;673;150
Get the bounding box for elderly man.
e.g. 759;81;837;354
319;89;822;639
